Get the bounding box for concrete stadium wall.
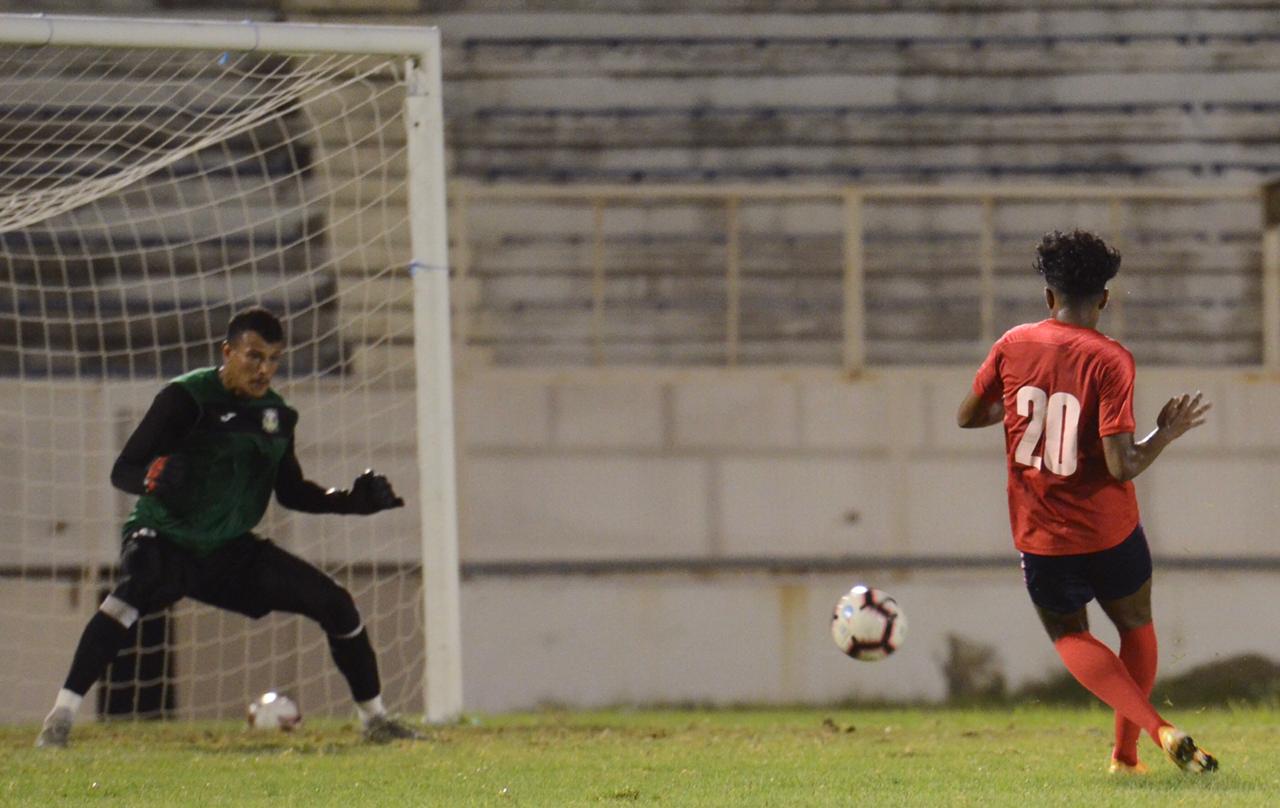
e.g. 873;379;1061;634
458;366;1280;562
453;366;1280;711
460;567;1279;712
4;366;1280;722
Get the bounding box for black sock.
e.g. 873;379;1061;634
64;611;132;696
328;628;381;703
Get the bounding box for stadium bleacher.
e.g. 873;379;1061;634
437;4;1276;366
2;2;1277;368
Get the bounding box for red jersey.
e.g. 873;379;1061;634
972;318;1140;556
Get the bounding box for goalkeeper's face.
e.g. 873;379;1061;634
220;330;284;399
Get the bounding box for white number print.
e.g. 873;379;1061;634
1013;386;1082;476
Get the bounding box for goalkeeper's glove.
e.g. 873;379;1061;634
143;454;187;499
343;469;405;515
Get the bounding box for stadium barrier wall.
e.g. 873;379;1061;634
5;365;1280;719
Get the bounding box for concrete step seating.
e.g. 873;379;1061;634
2;2;1276;369
453;102;1280;150
447;31;1280;79
414;1;1269;13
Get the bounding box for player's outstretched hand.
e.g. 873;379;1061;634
347;469;405;514
1157;391;1211;441
144;454;187;499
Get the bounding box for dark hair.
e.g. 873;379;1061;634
225;306;284;345
1033;229;1121;300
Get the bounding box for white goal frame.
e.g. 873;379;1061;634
0;13;463;724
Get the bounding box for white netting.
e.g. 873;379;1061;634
0;41;426;723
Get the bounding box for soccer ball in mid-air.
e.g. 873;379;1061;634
247;691;302;731
830;585;907;661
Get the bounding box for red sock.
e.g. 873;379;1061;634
1053;631;1165;744
1112;623;1158;764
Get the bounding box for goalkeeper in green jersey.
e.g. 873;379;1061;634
37;307;420;747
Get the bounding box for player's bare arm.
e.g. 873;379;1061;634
1101;391;1211;482
956;389;1005;429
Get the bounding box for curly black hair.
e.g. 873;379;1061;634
1033;229;1121;300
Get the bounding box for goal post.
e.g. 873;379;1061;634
0;14;462;724
404;44;464;726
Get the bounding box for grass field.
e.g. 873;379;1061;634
2;706;1273;807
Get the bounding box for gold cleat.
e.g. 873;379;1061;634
1158;726;1219;773
1108;757;1149;775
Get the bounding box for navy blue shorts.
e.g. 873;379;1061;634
1020;524;1153;615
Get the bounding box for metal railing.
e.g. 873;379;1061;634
449;181;1271;373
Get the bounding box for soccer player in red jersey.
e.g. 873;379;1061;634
957;229;1217;774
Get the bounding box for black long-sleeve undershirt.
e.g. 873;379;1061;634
111;384;198;495
274;440;350;514
111;382;350;513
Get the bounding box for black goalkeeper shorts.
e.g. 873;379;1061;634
1019;523;1153;615
111;528;361;635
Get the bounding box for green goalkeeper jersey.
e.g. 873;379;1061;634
124;367;298;556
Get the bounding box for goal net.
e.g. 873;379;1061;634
0;16;460;726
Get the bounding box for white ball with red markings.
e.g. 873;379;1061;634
247;691;302;731
831;585;907;661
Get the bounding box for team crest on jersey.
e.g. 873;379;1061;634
262;408;279;434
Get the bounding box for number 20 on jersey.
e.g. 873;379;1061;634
1014;386;1082;476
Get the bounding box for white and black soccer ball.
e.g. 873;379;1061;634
247;691;302;731
831;585;907;661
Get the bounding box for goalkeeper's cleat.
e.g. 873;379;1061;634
363;714;424;744
35;707;73;749
1108;757;1149;775
1158;725;1218;773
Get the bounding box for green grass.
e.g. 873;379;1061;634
2;706;1276;807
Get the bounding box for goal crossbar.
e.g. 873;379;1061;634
0;13;437;56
